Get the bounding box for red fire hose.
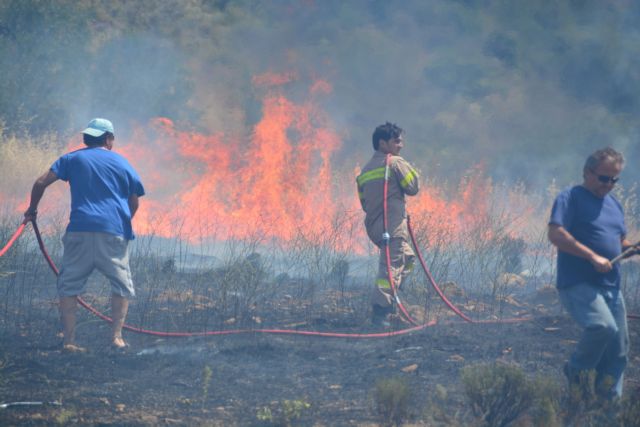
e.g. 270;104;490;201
2;204;634;338
0;223;26;258
381;154;472;325
382;154;420;325
3;219;441;338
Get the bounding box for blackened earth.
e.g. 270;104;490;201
1;285;639;426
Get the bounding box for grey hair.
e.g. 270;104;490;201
584;147;625;172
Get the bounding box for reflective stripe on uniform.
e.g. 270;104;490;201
376;278;391;289
400;168;418;189
356;167;386;187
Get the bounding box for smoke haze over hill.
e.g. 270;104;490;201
1;0;639;189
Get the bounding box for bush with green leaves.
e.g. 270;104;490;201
373;376;411;427
255;399;311;427
529;376;562;427
461;362;534;427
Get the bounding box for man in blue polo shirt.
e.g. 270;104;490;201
24;118;145;352
548;147;638;400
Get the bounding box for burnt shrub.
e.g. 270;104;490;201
212;250;271;323
327;259;349;287
373;376;411;427
499;235;526;274
161;258;176;274
461;362;533;427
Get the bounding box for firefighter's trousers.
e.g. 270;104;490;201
371;236;415;308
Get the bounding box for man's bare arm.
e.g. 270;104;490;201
547;224;612;273
24;170;59;221
128;194;139;219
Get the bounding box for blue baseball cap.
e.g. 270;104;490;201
82;118;114;137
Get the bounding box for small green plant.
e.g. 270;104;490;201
461;362;533;427
281;399;311;426
255;399;310;427
201;365;213;408
373;376;411;427
256;406;273;423
55;408;76;425
529;376;562;427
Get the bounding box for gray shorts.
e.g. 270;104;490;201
57;232;135;298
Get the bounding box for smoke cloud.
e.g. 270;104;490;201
1;0;639;207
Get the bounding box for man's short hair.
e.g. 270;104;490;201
83;132;112;147
584;147;625;172
372;122;403;150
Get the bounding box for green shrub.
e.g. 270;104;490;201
373;376;411;427
422;383;457;425
281;399;311;426
55;408;76;425
619;387;640;427
565;369;597;419
256;406;273;423
461;362;533;427
529;376;562;427
562;371;629;427
255;399;311;427
201;365;213;408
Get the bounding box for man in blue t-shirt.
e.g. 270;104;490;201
24;118;145;353
548;147;638;399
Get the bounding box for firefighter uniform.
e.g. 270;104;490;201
356;151;420;309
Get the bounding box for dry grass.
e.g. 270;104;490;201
0;132;66;204
2;130;640;329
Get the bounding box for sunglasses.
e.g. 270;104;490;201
593;173;620;184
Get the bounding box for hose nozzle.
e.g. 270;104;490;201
381;232;390;245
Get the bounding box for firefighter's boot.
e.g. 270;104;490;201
371;304;394;328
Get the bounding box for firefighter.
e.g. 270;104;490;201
357;122;420;326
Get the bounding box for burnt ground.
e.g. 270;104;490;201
0;284;639;426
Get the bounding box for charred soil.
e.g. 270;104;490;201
1;286;639;426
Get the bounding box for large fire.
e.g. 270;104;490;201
1;72;536;251
121;76;348;244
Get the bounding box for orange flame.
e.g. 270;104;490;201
1;75;541;252
119;80;348;245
